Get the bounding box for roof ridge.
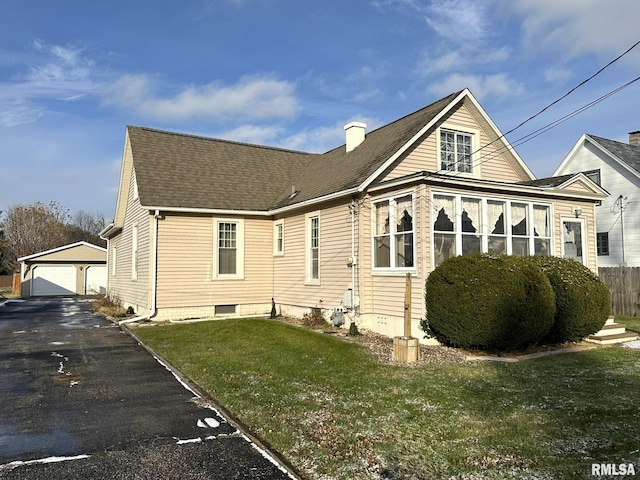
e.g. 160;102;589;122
587;133;640;148
127;125;317;156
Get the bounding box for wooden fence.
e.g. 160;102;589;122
0;275;12;288
598;267;640;317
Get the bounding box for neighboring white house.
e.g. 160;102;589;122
553;132;640;267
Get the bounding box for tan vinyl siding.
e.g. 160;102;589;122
274;201;353;311
552;199;598;272
155;215;273;310
359;187;426;338
106;167;150;312
384;104;524;184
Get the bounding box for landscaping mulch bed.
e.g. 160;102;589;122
277;316;467;365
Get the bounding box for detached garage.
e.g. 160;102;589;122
19;242;107;297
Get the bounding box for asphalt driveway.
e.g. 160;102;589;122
0;298;298;479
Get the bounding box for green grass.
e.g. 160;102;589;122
617;316;640;335
134;319;640;480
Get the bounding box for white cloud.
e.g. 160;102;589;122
428;72;525;101
544;68;572;83
280;116;382;153
0;99;44;126
220;124;285;145
424;0;490;44
104;74;298;121
505;0;640;61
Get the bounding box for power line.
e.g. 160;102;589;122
439;39;640;175
444;74;640;176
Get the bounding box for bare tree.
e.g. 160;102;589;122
65;210;107;247
0;201;69;270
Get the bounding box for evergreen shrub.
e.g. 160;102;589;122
524;256;610;343
425;253;555;351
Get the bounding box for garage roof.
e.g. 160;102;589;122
18;242;107;263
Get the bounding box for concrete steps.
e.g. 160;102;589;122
586;317;639;345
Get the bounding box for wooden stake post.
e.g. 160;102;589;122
393;273;419;363
404;272;411;337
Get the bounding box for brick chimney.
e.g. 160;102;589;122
344;122;366;152
629;131;640;146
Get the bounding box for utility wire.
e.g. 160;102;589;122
444;74;640;176
503;39;640;139
440;39;640;174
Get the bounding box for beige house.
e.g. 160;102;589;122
101;89;607;339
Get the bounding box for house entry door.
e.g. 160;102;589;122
562;219;585;265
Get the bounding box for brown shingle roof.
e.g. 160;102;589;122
129;127;314;211
128;90;463;212
271;91;462;209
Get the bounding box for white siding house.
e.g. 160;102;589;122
553;132;640;267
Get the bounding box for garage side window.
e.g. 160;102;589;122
112;246;117;276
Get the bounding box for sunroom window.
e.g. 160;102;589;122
373;194;414;269
432;194;552;266
433;195;456;268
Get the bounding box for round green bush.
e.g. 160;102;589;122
524;256;610;343
425;253;555;351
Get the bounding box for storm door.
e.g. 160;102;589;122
562;219;585;265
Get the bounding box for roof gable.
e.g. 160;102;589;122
520;172;608;197
554;133;640;180
18;242;107;262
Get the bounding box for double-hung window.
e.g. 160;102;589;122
440;129;473;173
214;219;244;279
274;220;284;255
597;232;609;256
306;213;320;283
373;194;414;270
218;222;237;275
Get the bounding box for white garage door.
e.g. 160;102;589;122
85;265;107;295
32;265;76;296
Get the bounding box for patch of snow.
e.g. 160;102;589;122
0;455;90;472
241;433;299;480
176;437;202;444
622;340;640;349
0;299;25;307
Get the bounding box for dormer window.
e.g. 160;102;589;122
440;129;473;173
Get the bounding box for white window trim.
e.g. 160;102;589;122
273;219;285;256
131;224;138;281
432;193;554;268
436;124;481;178
112;245;117;276
305;211;320;285
371;192;417;273
212;218;245;280
561;217;587;266
132;170;140;200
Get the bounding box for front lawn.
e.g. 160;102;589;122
618;316;640;335
134;319;640;480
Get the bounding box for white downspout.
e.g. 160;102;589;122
119;210;160;324
351;202;356;310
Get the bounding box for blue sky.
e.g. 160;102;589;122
1;0;639;220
